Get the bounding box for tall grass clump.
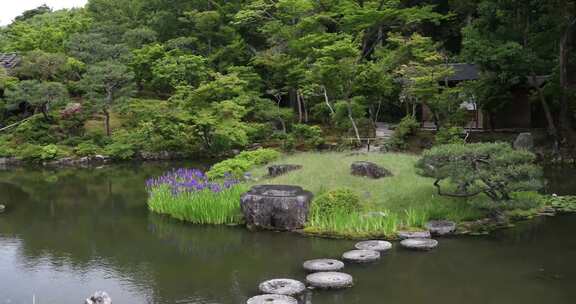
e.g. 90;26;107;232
147;168;248;225
207;148;281;179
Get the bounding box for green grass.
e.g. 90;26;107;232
250;152;486;238
148;184;249;225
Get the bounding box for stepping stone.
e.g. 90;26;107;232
0;204;5;213
355;240;392;252
247;294;298;304
425;220;456;236
397;230;431;239
303;259;345;272
400;238;439;251
258;279;306;296
306;272;354;289
342;249;380;263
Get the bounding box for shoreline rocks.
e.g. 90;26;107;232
351;161;392;179
306;272;354;289
426;220;456;236
240;185;313;231
258;279;306;296
303;259;345;272
342;249;380;263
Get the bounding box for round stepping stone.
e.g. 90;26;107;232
397;230;431;239
426;220;456;236
258;278;306;296
303;259;345;272
355;240;392;252
400;238;439;251
306;272;353;289
342;249;380;263
247;294;298;304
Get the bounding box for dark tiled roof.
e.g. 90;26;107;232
446;63;480;81
0;53;21;69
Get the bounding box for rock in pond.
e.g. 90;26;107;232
426;220;456;236
247;294;298;304
268;164;302;177
397;230;431;239
259;279;306;296
354;240;392;252
85;291;112;304
513;132;534;151
342;249;380;263
0;204;5;213
303;259;345;272
306;272;354;289
240;185;313;231
350;161;392;179
400;238;439;251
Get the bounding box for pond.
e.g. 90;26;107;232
0;162;575;304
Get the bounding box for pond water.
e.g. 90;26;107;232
0;162;575;304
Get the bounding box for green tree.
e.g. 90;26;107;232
81;61;135;136
5;80;68;120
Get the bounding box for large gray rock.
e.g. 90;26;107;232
258;279;306;296
303;259;345;272
247;295;298;304
240;185;313;231
400;238;439;251
306;272;354;289
351;161;392;179
85;291;111;304
268;164;302;177
513;132;534;151
425;220;456;236
0;204;5;213
342;249;380;263
355;240;392;252
397;230;431;239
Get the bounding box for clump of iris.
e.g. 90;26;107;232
146;168;240;195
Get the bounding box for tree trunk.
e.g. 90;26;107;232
347;100;361;143
296;90;303;123
322;86;335;114
104;109;111;137
531;74;560;152
559;18;576;142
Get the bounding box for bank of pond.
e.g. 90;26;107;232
145;148;576;239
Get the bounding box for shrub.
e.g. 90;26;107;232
292;124;324;147
311;188;362;216
74;141;103;157
208;148;281;179
388;116;419;150
16;144;68;161
0;136;14;157
104;142;136;160
435;126;465;145
416;142;543;203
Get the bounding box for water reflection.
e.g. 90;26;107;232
0;163;575;304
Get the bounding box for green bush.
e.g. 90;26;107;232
311;188;362;216
292;124;324;147
104;142;136;160
435;126;465;145
16;144;69;161
74;141;103;157
0;136;14;157
388;116;419;150
207;148;280;179
13;115;57;144
417;142;543;203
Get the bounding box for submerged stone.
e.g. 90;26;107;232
400;238;439;251
397;230;431;239
258;278;306;296
267;164;302;177
426;220;456;236
303;259;345;272
354;240;392;252
306;272;354;289
85;291;112;304
0;204;5;213
247;294;298;304
350;161;392;179
342;249;380;263
240;185;313;231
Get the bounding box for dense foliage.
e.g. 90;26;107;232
417;142;543;202
207;148;281;179
0;0;575;161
